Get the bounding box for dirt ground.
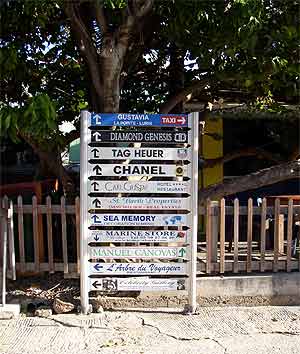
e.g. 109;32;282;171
6;273;300;314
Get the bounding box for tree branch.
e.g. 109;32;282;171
94;1;107;33
128;0;154;19
204;147;283;168
64;1;103;99
117;0;154;56
289;146;300;161
19;132;75;196
64;129;80;146
159;78;210;113
198;159;300;203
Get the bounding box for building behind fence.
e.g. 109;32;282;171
0;195;299;278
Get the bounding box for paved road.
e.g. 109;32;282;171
1;306;300;354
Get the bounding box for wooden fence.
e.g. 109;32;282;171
198;198;300;274
0;195;299;277
0;196;80;278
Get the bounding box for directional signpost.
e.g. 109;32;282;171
80;111;199;314
88;196;191;210
87;229;189;243
89;262;187;276
87;163;190;178
89;246;187;259
90;278;186;291
88;147;191;160
89;213;189;227
90;130;189;144
88;180;190;194
90;113;188;127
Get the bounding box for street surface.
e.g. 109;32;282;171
1;306;300;354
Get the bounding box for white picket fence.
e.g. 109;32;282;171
0;195;299;278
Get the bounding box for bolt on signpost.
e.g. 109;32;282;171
80;111;199;314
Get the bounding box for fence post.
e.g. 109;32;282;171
206;199;212;274
211;201;219;263
1;201;8;306
273;198;280;272
17;196;25;270
260;198;267;272
32;196;40;272
278;214;284;254
8;200;16;280
246;198;253;273
233;198;239;273
46;196;54;273
286;199;293;272
219;198;225;274
61;196;68;274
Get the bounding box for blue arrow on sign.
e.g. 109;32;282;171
90;113;188;127
94;263;103;272
91;215;101;224
94;234;100;241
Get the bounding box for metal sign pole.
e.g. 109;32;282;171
80;110;90;314
186;112;199;314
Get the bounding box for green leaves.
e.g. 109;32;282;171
0;94;59;146
0;107;20;143
23;94;57;135
103;0;127;10
0;47;18;77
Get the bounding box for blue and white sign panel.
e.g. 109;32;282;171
90;278;186;292
87;163;189;178
80;110;199;314
88;180;190;194
88;196;191;210
87;229;188;243
90;113;188;127
88;146;191;161
89;262;187;276
90;213;189;227
89;246;187;259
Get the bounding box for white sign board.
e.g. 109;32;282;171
88;147;191;160
90;277;186;291
80;111;199;314
88;180;190;194
89;246;188;259
90;130;190;144
89;262;187;275
88;196;190;210
88;163;189;177
88;229;188;243
90;213;189;226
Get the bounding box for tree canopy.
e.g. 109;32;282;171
0;0;299;197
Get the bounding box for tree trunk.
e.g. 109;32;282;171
99;52;123;113
37;150;76;200
20;133;76;202
198;160;300;203
168;45;184;113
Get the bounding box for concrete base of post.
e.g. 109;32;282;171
183;303;200;315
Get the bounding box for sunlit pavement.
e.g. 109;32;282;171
1;306;300;354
